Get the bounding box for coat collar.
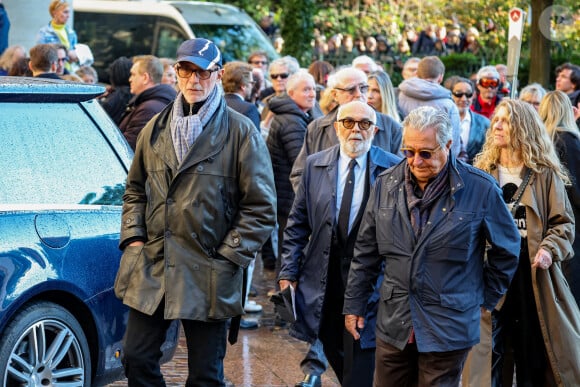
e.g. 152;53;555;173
150;98;229;173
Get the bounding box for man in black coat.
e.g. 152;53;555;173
223;61;261;131
266;70;319;277
119;55;177;150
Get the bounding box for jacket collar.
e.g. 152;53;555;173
150;98;229;173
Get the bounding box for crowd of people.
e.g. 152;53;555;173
309;23;487;70
2;1;580;386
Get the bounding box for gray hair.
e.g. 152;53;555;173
402;106;452;148
326;66;367;89
269;56;300;76
337;100;377;124
519;83;547;102
476;65;500;82
286;70;315;91
352;55;378;71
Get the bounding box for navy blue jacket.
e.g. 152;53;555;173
344;156;520;352
225;93;260;131
279;145;401;348
464;110;490;163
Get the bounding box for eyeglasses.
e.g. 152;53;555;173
400;145;442;159
338;118;374;131
175;65;220;80
250;60;268;65
271;73;289;80
334;84;369;95
452;91;473;98
478;78;499;89
57;57;69;63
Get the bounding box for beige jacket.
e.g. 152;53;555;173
463;167;580;386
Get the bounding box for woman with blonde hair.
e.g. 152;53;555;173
468;99;580;386
539;90;580;307
367;71;401;122
36;0;78;66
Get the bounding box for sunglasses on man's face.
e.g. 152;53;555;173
338;118;374;131
478;78;499;89
400;145;442;159
334;83;369;95
250;60;268;65
452;91;473;98
271;73;289;80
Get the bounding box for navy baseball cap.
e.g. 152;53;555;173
176;38;222;70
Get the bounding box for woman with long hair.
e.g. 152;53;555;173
367;71;401;122
472;99;580;386
539;90;580;307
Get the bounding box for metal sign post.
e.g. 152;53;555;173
507;7;526;99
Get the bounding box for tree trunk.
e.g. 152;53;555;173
529;0;552;87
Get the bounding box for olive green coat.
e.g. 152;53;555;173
115;99;276;321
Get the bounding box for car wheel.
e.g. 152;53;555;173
0;301;92;386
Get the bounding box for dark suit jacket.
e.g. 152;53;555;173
225;93;260;131
464;110;490;163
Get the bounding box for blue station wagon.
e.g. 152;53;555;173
0;77;178;386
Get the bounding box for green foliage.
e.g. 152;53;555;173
441;53;483;78
279;0;316;66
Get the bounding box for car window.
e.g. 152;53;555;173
75;12;190;83
0;102;127;205
189;23;278;63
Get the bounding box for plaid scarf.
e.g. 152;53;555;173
170;86;223;164
404;160;450;238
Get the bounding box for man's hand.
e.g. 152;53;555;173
128;241;145;247
278;279;297;291
345;314;365;340
532;247;552;270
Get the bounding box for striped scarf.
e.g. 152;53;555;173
170;86;222;164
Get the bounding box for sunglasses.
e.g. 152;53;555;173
452;91;473;98
335;84;369;95
250;60;268;65
175;65;220;80
57;57;69;63
400;145;442;159
338;118;374;131
271;73;289;80
478;78;499;88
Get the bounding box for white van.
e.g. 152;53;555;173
73;0;279;82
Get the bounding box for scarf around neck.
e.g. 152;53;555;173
170;85;222;164
405;160;450;238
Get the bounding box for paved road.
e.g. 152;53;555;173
107;260;340;387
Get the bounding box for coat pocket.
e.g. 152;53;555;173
208;256;244;319
114;244;143;300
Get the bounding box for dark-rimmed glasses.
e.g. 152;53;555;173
478;78;499;89
271;73;289;80
452;91;473;98
338;118;374;131
250;60;268;65
57;57;69;63
175;65;219;80
334;84;369;95
401;145;442;159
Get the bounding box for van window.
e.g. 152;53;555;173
75;12;189;83
189;23;278;63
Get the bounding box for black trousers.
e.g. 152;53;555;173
122;303;228;387
343;330;375;387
